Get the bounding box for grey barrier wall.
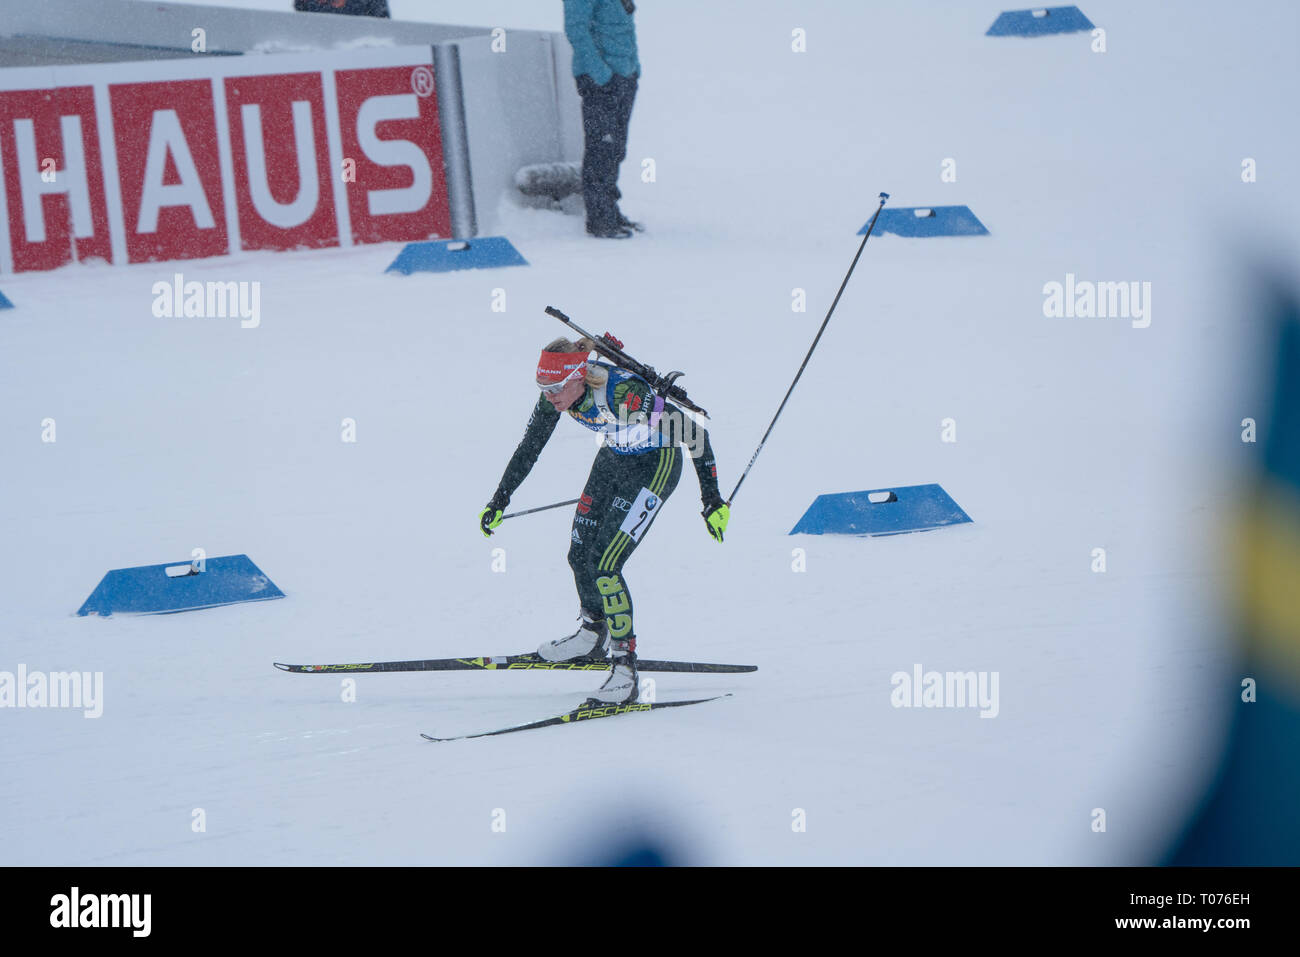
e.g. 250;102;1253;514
454;30;584;234
0;0;582;237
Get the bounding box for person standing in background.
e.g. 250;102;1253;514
563;0;643;239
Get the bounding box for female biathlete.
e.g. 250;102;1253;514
479;337;730;704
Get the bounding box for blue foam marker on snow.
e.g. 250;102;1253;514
77;554;284;616
863;206;988;238
385;236;527;275
790;484;973;537
0;289;13;309
986;6;1094;37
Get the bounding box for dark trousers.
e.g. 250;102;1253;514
568;444;682;644
577;73;638;229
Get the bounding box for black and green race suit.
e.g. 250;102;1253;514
493;364;721;645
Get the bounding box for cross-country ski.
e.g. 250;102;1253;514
420;694;732;742
274;653;757;675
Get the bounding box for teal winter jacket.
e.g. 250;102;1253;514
563;0;640;86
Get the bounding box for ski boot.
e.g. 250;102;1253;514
538;611;609;662
587;637;639;705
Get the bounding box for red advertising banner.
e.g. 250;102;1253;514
110;79;228;264
0;86;111;272
335;64;450;245
0;47;448;273
224;71;336;252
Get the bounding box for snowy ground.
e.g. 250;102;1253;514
2;0;1298;864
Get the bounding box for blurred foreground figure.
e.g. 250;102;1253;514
1167;277;1300;865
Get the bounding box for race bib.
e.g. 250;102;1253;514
619;486;661;543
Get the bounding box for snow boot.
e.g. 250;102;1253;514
538;612;609;662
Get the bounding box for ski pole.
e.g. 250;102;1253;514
727;192;889;506
502;499;579;521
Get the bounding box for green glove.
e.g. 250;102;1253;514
479;507;504;538
479;491;508;538
702;502;730;542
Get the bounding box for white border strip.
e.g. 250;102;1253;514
0;46;435;92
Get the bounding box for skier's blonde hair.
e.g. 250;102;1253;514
542;336;607;387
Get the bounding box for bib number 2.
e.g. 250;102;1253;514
619;486;661;543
